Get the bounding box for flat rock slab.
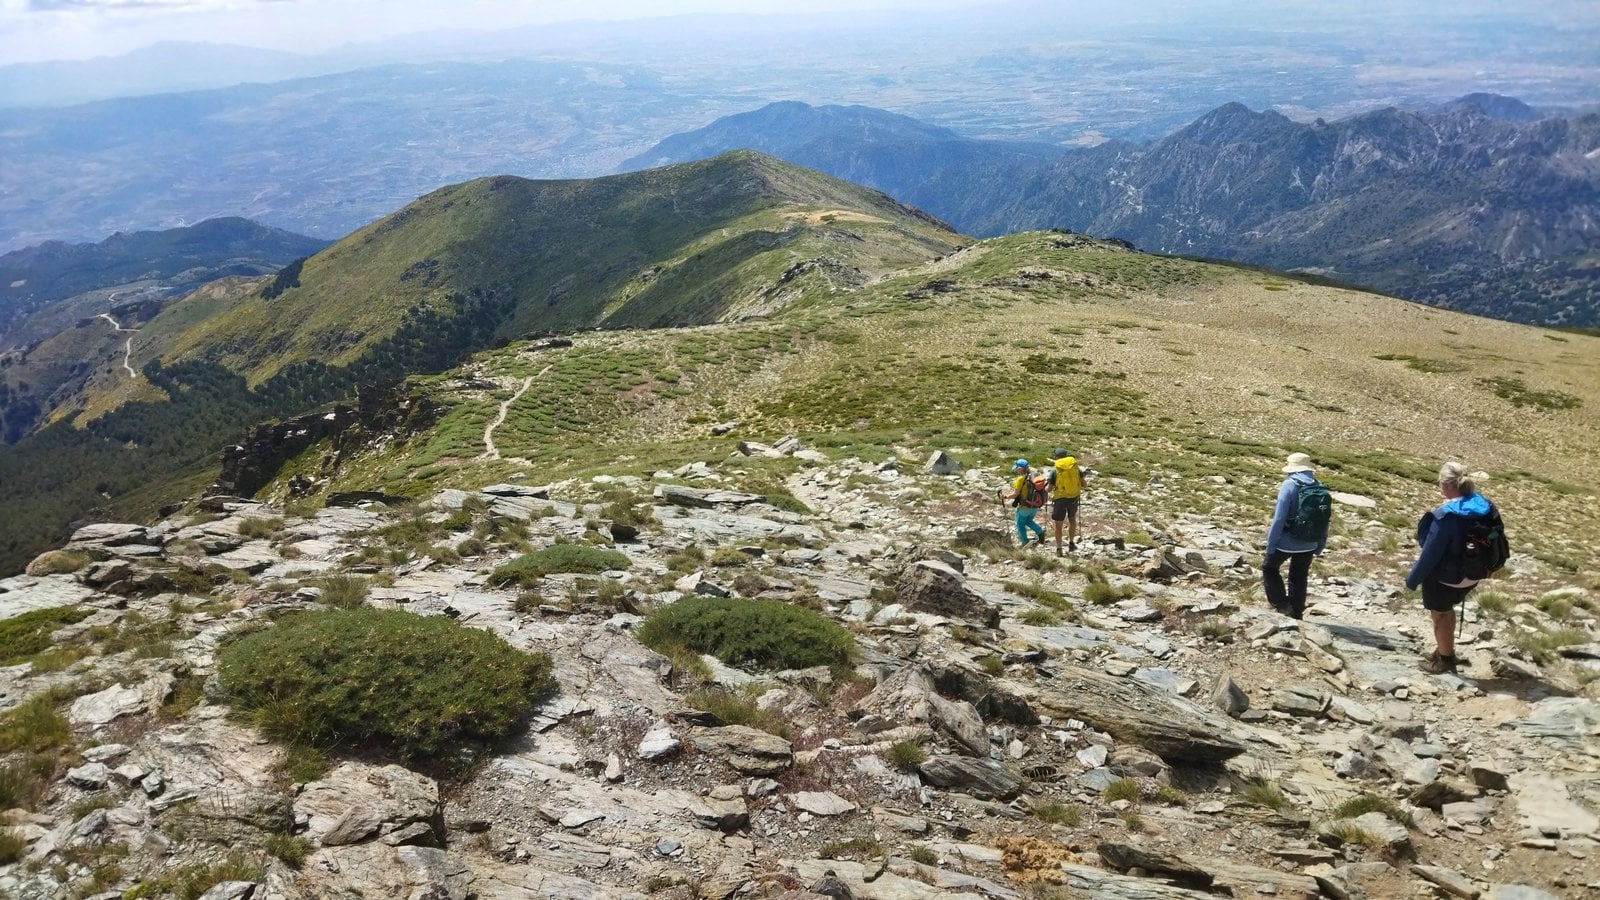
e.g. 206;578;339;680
0;575;97;620
791;791;857;816
1059;864;1217;899
652;484;764;508
295;762;440;847
1015;664;1247;762
917;756;1022;800
1508;772;1600;838
688;725;792;775
1510;698;1600;751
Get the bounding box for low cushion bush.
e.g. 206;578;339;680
489;544;630;587
637;595;855;671
0;606;92;666
218;608;554;761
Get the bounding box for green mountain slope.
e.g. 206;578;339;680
161;151;959;382
275;230;1599;571
0;153;961;574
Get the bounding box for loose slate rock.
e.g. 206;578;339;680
917;755;1023;800
689;725;793;775
895;560;999;627
791;791;857;817
1097;842;1213;889
1015;663;1247;762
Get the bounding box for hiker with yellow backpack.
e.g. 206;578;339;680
1046;448;1084;557
1007;459;1049;548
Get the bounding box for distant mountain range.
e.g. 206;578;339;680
0;217;326;350
628;96;1600;326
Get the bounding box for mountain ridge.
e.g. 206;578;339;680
633;96;1600;326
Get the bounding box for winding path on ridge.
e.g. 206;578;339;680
481;367;548;460
97;312;139;379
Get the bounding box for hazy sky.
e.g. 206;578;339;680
0;0;994;62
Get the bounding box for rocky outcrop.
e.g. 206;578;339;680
211;381;437;499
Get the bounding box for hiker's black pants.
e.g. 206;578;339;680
1262;549;1313;619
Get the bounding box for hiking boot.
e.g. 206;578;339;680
1054;547;1063;558
1420;652;1458;674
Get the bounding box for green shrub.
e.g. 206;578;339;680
123;852;266;900
0;606;93;665
0;828;24;864
1103;778;1141;803
1331;794;1414;827
317;575;370;608
636;596;854;671
264;833;313;868
1034;802;1082;826
237;517;285;540
0;695;70;753
218;609;555;762
908;845;938;865
489;545;631;587
887;740;927;772
1239;779;1291;811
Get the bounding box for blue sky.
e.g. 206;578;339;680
0;0;993;62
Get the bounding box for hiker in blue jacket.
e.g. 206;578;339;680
1262;452;1328;619
1407;461;1496;674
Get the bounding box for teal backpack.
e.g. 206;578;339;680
1286;479;1333;541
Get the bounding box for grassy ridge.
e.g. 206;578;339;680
293;230;1600;564
158;151;960;383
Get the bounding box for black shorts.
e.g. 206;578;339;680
1422;580;1474;612
1051;497;1080;522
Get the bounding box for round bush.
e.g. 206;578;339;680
218;609;554;760
489;544;631;587
637;596;855;671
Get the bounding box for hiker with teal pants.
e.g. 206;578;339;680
1008;459;1048;548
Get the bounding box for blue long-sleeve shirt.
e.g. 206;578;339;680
1265;472;1326;556
1407;493;1493;590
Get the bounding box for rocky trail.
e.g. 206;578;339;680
1;439;1596;900
482;373;539;461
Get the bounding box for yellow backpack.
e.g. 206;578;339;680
1051;457;1081;498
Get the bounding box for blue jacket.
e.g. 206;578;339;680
1265;472;1326;556
1406;493;1494;590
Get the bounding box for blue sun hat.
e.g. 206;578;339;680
1014;458;1029;469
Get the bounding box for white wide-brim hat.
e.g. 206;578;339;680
1282;452;1314;474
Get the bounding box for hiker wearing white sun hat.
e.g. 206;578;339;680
1262;452;1332;619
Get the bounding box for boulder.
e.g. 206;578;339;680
1212;674;1249;717
653;484;765;509
895;560;999;627
924;451;963;476
791;791;857;817
854;665;988;756
916;756;1022;800
689;725;793;775
294;762;441;848
1014;664;1247;762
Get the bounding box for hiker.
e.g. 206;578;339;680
1008;459;1048;548
1262;452;1330;619
1046;447;1083;556
1407;461;1503;674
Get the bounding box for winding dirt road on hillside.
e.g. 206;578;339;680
97;312;138;378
